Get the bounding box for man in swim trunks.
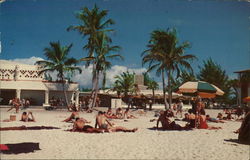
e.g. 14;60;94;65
72;118;104;133
95;111;138;132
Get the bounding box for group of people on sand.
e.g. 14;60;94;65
63;110;138;133
105;108;137;119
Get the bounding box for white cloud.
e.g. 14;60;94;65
10;56;44;65
8;57;148;88
72;64;147;88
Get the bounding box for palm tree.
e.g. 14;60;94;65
142;28;197;108
113;71;136;97
146;80;159;104
80;32;123;107
197;58;230;102
143;72;159;104
35;41;82;109
67;5;116;107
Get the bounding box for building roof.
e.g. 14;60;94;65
234;69;250;73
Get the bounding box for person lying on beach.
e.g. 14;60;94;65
21;112;35;122
71;118;105;133
198;110;221;130
7;97;21;113
206;115;225;123
95;111;138;132
62;112;90;123
156;110;189;130
84;107;93;113
124;108;137;119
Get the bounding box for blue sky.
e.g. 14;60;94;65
0;0;249;87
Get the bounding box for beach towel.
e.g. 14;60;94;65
0;142;40;154
0;126;60;131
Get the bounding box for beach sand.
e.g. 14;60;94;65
0;107;249;160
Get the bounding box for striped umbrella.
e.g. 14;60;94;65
176;81;224;98
243;96;250;102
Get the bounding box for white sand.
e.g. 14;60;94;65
0;107;249;160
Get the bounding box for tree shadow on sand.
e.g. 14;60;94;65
224;139;250;146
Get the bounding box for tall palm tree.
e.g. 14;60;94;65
142;28;197;108
35;41;82;109
80;32;123;107
67;5;116;107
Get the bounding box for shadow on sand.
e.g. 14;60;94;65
147;127;192;131
224;139;250;146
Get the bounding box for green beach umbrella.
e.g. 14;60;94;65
176;81;224;98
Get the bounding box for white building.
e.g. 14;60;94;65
0;60;79;106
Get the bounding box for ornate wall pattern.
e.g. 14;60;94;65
0;68;43;80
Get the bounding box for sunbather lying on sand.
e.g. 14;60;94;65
21;112;35;122
199;110;221;130
62;112;90;124
156;110;190;130
124;108;137;119
71;118;105;133
206;115;225;123
95;111;138;132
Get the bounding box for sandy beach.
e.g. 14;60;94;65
0;107;249;160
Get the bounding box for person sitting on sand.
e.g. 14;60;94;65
72;118;104;133
157;110;189;130
225;112;234;120
105;108;118;119
116;108;124;119
63;112;81;122
198;110;221;130
182;113;190;122
21;112;35;122
217;113;223;120
185;109;196;128
124;108;137;119
237;111;250;144
206;115;225;123
7;97;21;113
95;111;138;132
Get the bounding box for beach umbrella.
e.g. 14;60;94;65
175;81;224;98
243;96;250;102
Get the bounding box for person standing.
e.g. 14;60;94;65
7;97;21;113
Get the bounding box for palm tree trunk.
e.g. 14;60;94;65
61;78;69;110
92;71;100;108
89;63;97;108
167;71;172;108
102;70;106;90
162;71;167;110
152;89;155;104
